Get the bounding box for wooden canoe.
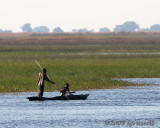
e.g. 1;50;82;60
27;94;89;101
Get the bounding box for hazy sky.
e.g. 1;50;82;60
0;0;160;32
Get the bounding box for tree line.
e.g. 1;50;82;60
0;29;12;33
21;23;63;33
1;21;160;33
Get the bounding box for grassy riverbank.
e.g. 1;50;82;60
0;32;160;92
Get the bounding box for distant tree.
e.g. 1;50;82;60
77;28;88;32
3;30;12;33
138;28;150;32
99;27;110;32
0;29;3;33
72;29;77;32
53;27;63;32
114;21;139;32
0;29;12;33
149;24;160;31
21;23;32;32
113;25;122;32
72;28;94;32
32;26;50;33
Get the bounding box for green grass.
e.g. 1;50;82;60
0;32;160;92
0;54;160;92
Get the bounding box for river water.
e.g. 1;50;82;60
0;78;160;128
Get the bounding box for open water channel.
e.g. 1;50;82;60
0;78;160;128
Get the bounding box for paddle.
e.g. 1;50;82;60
70;91;75;93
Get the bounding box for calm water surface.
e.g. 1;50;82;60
0;78;160;128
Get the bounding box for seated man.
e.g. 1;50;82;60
60;86;66;96
60;83;71;96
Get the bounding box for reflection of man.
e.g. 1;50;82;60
38;68;55;97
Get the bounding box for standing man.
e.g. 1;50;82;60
38;68;55;97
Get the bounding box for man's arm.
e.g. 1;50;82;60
45;74;55;84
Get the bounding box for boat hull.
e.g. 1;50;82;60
27;94;89;101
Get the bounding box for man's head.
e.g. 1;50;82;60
66;83;69;87
43;68;47;73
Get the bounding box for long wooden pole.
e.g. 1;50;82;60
35;60;43;70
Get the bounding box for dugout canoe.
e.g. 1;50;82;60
27;94;89;101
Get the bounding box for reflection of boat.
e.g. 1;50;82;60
27;94;89;101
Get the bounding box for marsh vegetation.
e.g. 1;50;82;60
0;32;160;92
